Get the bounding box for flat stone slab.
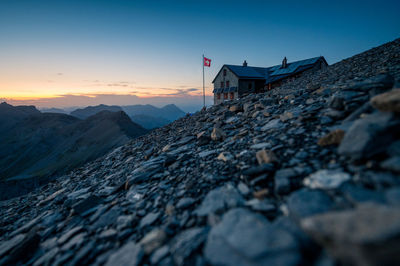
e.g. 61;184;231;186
303;169;351;189
204;208;300;266
287;188;334;219
105;242;144;266
301;203;400;266
194;184;244;216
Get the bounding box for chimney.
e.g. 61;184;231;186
282;57;287;68
243;60;248;67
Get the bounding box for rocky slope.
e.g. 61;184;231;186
1;38;400;266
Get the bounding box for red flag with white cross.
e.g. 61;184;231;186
204;57;211;67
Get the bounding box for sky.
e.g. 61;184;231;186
0;0;399;112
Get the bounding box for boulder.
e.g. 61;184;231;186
303;169;351;190
371;89;400;113
105;242;144;266
169;227;208;265
338;112;400;160
287;189;334;219
301;203;400;266
195;184;244;217
204;208;301;266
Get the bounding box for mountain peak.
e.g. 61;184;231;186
70;104;123;119
122;104;185;122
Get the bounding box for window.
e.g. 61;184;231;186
223;69;227;76
226;81;230;88
224;93;228;99
221;81;224;88
230;92;234;100
217;93;221;100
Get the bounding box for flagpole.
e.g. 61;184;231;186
202;54;205;108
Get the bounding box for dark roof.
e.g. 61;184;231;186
212;56;327;84
223;65;265;79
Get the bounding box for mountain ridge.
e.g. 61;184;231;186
0;105;147;199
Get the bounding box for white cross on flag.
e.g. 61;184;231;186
204;57;211;67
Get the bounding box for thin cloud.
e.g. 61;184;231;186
85;80;137;87
107;83;129;87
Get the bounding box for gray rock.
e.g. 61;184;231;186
169;227;208;266
347;74;394;93
329;95;345;110
211;127;226;141
341;184;385;204
32;247;60;266
57;226;84;245
303;169;351;189
176;197;195;209
380;156;400;173
139;228;167;254
176;136;195;145
245;198;275;213
140;212;160;228
98;229;117;240
385;187;400;205
195;184;244;216
67;187;90;200
150;245;170;265
92;208;120;228
287;189;334;219
198;150;217;158
126;171;152;186
9;214;43;237
116;215;136;230
237;182;250;196
68;240;96;265
301;203;400;266
72;195;102;216
250;142;271;150
204;208;300;266
274;168;298;195
0;229;40;265
242;163;275;177
60;232;86;251
261;119;285;131
41;211;63;227
338;112;400;160
105;242;144;266
387;140;400;156
0;234;25;258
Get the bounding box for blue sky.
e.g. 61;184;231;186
1;0;399;112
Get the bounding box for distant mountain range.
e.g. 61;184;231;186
70;104;122;119
0;102;148;199
130;114;171;130
121;104;186;122
66;103;186;129
40;107;68;114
